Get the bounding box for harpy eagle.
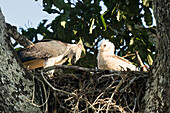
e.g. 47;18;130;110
18;40;83;77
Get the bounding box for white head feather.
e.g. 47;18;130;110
99;40;115;55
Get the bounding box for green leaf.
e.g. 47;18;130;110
147;54;153;65
116;10;120;22
52;0;65;10
128;0;140;14
136;37;140;41
127;24;132;31
129;37;134;45
111;4;118;15
89;18;95;34
61;10;70;21
100;11;108;31
57;10;70;39
61;21;66;28
57;25;66;39
78;38;86;55
144;7;153;26
143;0;151;7
43;0;53;13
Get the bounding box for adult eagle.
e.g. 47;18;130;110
18;40;83;77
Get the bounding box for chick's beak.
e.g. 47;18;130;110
99;46;102;50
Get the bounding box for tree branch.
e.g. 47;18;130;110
43;64;149;74
135;51;147;72
6;23;33;47
41;70;77;97
43;65;101;72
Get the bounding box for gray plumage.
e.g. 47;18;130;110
18;40;83;78
18;40;82;64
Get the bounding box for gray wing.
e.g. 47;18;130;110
18;40;71;62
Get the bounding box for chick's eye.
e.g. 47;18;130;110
103;44;106;47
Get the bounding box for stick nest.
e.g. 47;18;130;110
30;65;148;113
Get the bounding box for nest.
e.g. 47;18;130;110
28;65;148;113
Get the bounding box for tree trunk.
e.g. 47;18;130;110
0;9;41;113
142;0;170;112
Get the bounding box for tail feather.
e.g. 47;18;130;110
23;58;45;69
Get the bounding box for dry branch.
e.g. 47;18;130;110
135;51;147;71
41;70;77;97
43;64;100;72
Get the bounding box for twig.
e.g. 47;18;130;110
122;53;135;58
119;76;136;93
60;105;71;112
114;77;125;93
106;92;115;113
82;97;97;112
36;77;49;112
31;88;50;108
41;70;77;97
65;97;74;102
74;96;82;112
23;79;50;108
32;76;36;104
80;93;104;113
22;76;36;105
106;77;125;113
135;51;147;71
132;98;137;113
97;72;123;81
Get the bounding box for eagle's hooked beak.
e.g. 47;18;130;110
71;55;76;64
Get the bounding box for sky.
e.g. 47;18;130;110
0;0;56;30
0;0;108;29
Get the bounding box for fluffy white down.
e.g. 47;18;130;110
97;40;138;71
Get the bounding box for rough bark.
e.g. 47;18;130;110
142;0;170;112
6;23;33;47
0;9;41;113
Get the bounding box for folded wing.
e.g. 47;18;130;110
18;40;73;69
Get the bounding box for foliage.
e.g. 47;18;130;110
19;0;156;68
